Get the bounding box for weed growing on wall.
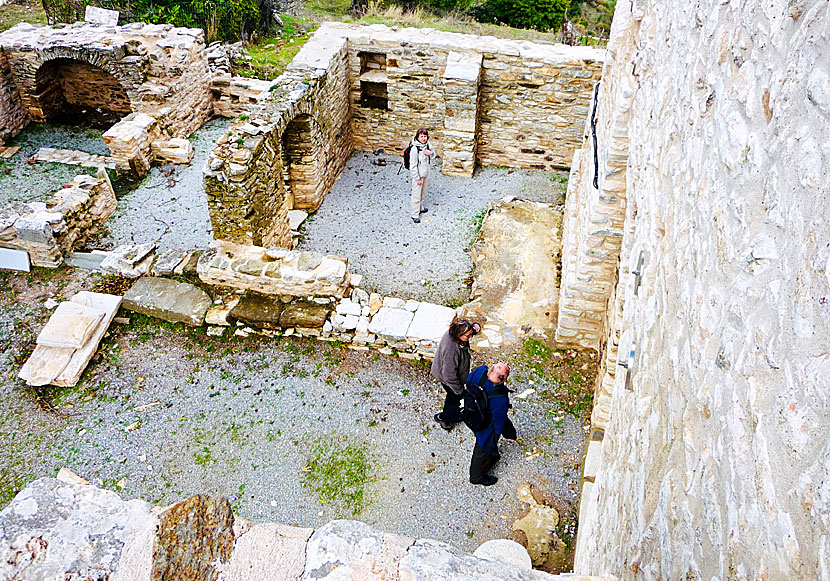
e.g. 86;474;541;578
301;436;376;515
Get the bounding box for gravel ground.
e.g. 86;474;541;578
0;123;105;206
0;269;592;558
299;152;568;305
101;118;231;251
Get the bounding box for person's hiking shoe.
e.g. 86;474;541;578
412;217;421;224
434;413;453;431
419;207;428;214
470;475;498;486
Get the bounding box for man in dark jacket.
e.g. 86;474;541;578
468;362;512;486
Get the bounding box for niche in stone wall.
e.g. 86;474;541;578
281;114;326;211
358;51;388;110
33;58;132;126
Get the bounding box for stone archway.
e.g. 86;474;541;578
281;114;326;211
32;58;133;126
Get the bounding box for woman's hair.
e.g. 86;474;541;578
448;317;476;343
415;127;429;140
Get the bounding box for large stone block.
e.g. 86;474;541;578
228;292;286;329
123;276;211;326
368;306;415;342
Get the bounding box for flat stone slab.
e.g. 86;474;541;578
36;301;105;349
150;250;188;276
406;302;456;344
368;307;415;342
288;210;308;231
279;300;330;329
65;251;107;271
0;247;30;272
100;243;156;278
123;277;211;327
219;523;312;580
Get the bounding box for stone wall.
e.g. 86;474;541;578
210;75;271;118
0;168;116;267
204;32;352;247
0;49;27;144
572;0;830;579
341;23;603;171
0;21;213;139
0;476;611;580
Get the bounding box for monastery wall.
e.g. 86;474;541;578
572;0;830;578
0;49;27;144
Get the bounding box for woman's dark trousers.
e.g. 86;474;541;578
439;383;463;424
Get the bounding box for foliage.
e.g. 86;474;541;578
0;0;47;31
126;0;260;42
475;0;571;31
301;437;375;515
237;14;314;80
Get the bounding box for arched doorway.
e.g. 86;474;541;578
33;58;132;126
281;114;326;211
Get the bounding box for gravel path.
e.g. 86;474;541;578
0;123;105;206
101;118;231;251
0;269;589;555
299;152;567;305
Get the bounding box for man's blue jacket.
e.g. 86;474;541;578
467;365;510;458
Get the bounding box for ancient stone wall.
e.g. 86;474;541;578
205;32;352;247
340;23;603;172
572;0;830;579
0;168;116;267
0;50;27;144
0;21;213;138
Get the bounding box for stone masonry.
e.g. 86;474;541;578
0;49;25;145
0;21;213;141
568;0;830;579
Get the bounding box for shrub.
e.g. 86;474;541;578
475;0;571;31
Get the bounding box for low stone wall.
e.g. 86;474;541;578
0;21;213;139
0;476;611;580
0;168;116;267
204;32;352;247
103;112;193;175
0;49;26;145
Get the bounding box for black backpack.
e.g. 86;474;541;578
402;143;413;170
462;368;508;433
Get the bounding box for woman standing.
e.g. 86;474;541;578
430;317;480;429
408;127;434;224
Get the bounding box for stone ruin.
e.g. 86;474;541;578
205;22;603;248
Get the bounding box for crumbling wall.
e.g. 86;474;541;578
573;0;830;579
0;21;213;138
205;33;352;247
0;49;27;144
0;168;117;267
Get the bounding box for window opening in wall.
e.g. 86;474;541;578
358;51;388;110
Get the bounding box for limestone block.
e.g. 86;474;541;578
65;251;107;271
228;292;286;329
220;523;313;580
336;298;362;317
302;520;413;580
123;277;211;327
368;307;414;342
0;247;30;272
150;249;188;276
473;539;532;570
399;538;559;580
152;137;194;164
0;478;154;580
36;301;105;349
406;302;455;343
280;301;331;328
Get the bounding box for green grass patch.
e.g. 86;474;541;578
0;0;46;32
302;436;376;516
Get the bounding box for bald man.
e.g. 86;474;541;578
466;362;513;486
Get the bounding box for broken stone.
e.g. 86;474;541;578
473;539;532;570
288;209;308;231
336;298;362;317
369;293;382;315
65;252;107;271
297;251;322;272
100;243;156;278
205;297;239;326
150;249;188;276
218;523;312;580
351;288;369;307
123;277;211;327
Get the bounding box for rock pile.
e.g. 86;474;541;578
0;168;116;268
